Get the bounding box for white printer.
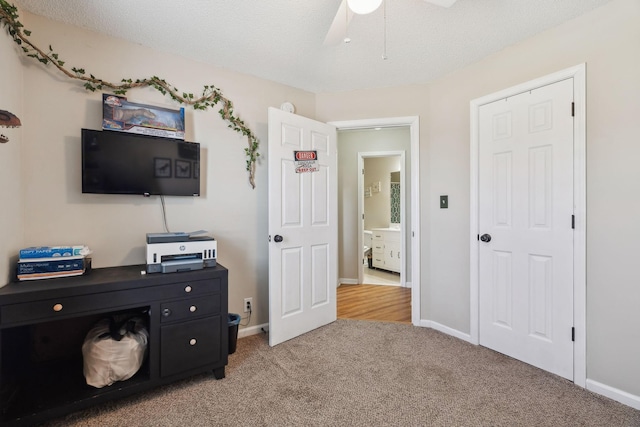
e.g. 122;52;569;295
146;232;217;274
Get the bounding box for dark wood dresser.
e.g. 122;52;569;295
0;264;229;426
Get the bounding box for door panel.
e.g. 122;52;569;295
268;108;337;346
478;79;574;380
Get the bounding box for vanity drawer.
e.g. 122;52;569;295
160;315;222;377
160;294;221;323
372;238;384;254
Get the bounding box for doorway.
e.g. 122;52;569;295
330;116;420;325
337;284;411;323
359;152;405;287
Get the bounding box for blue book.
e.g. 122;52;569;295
17;257;88;275
19;245;89;259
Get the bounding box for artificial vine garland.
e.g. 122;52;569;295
0;0;260;188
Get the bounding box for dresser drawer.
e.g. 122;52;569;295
155;278;221;299
0;278;220;327
0;288;152;326
160;316;223;377
160;294;221;323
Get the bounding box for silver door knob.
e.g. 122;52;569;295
274;235;283;243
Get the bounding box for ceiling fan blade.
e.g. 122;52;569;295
424;0;457;7
323;0;354;46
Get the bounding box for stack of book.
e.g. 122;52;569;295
17;245;92;281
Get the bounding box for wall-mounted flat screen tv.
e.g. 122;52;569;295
82;128;200;196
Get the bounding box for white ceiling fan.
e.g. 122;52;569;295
323;0;458;46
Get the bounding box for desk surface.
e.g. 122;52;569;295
0;264;227;303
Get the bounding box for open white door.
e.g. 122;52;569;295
268;107;337;346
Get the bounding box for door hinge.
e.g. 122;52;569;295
362;168;365;175
571;215;575;229
571;327;575;342
362;214;365;220
571;102;575;117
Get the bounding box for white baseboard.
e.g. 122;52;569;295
417;319;474;344
417;319;431;328
430;321;473;344
586;379;640;410
339;278;359;285
238;323;268;339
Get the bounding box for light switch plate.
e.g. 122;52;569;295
440;195;448;209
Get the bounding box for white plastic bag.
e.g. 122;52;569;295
82;315;149;388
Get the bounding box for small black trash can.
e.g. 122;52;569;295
228;313;241;354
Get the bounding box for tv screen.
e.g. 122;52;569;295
82;128;200;196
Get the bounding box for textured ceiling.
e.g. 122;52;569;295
13;0;612;93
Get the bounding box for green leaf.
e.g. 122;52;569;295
23;29;30;36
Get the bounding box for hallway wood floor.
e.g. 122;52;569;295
337;284;411;324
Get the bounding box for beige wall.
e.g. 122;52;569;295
11;12;316;328
319;0;640;399
0;12;24;284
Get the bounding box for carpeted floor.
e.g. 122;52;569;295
44;319;640;426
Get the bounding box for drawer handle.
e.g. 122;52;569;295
184;285;192;293
53;303;63;312
189;305;197;313
189;338;197;346
162;308;172;317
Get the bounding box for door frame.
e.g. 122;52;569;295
329;116;421;326
358;150;407;287
469;64;586;387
